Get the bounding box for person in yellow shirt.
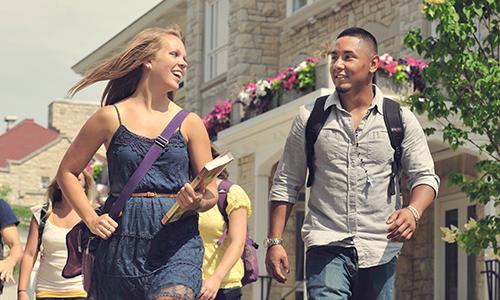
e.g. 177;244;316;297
198;147;252;300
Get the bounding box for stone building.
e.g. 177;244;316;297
0;99;100;206
71;1;492;299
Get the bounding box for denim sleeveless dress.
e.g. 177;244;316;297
89;112;203;300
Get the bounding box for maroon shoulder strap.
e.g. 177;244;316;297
216;180;233;223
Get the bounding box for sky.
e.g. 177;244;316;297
0;0;162;132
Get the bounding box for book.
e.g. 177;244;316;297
161;152;234;225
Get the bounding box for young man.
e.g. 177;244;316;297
0;198;22;296
265;27;440;299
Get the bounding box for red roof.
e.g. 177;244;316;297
0;119;60;167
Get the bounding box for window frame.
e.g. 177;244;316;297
286;0;317;17
204;0;229;82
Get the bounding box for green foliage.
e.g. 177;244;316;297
297;63;316;89
405;0;499;256
11;205;32;230
92;163;103;183
0;184;11;198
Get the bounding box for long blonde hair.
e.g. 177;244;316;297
68;25;184;106
46;171;95;214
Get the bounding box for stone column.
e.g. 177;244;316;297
226;0;285;99
185;0;205;114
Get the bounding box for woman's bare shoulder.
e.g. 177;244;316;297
77;105;121;143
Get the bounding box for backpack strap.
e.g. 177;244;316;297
216;180;233;245
217;180;233;224
305;95;332;187
382;98;405;196
37;203;49;252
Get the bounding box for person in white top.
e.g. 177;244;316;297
17;171;95;300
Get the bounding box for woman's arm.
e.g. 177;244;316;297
0;225;22;284
178;113;217;212
56;107;118;239
199;207;248;300
17;217;40;300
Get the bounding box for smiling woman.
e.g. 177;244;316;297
55;25;217;300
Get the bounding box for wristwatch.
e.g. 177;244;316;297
264;237;283;248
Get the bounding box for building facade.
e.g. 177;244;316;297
72;1;491;299
0;100;100;206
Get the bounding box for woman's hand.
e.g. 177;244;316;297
198;276;222;300
88;214;118;239
0;259;16;283
17;290;30;300
176;183;204;211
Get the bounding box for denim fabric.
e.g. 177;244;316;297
89;127;203;300
306;246;396;300
215;287;242;300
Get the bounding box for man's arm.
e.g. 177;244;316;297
266;105;310;282
0;225;22;283
387;108;440;241
266;201;293;283
387;184;435;241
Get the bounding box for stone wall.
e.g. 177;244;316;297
185;0;284;117
49;99;100;139
0;99;101;206
279;0;426;70
226;0;284;100
0;138;71;206
185;0;205;114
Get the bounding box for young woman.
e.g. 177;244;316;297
198;147;252;300
55;26;216;300
17;172;94;300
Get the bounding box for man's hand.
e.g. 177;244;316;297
265;245;289;283
0;259;16;284
386;208;417;242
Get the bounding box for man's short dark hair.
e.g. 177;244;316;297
337;27;378;54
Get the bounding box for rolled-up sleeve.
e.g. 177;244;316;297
269;105;310;204
400;107;440;198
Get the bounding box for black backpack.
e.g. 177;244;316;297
305;95;404;196
37;203;49;252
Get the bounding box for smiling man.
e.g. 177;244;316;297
265;27;440;299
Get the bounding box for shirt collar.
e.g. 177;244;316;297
324;84;385;115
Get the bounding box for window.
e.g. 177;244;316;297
466;205;476;300
204;0;229;81
437;194;479;299
287;0;317;16
41;176;50;189
445;209;458;300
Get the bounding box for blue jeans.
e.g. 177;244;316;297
305;246;397;300
215;287;242;300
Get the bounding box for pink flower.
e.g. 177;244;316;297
246;82;256;94
383;61;398;74
405;55;428;71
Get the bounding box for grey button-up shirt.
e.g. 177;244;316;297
270;85;440;268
